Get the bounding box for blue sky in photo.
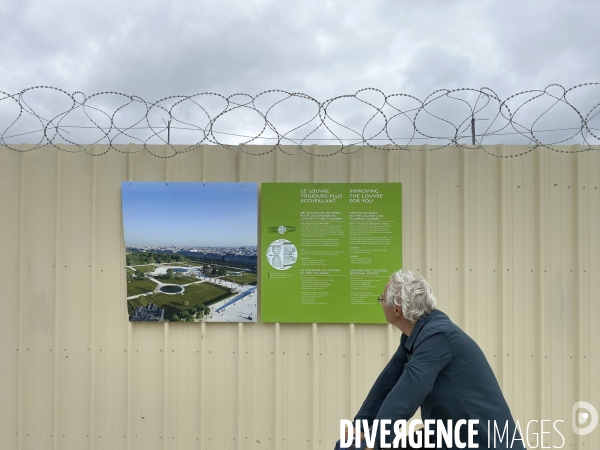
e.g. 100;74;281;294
122;182;257;247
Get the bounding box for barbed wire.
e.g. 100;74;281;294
1;84;599;158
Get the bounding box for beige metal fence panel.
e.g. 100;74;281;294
0;144;599;449
0;147;20;450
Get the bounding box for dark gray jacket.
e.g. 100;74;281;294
354;309;526;449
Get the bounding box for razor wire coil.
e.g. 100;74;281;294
1;83;600;158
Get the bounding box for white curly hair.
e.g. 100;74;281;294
385;270;437;323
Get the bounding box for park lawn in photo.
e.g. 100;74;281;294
127;282;232;318
130;265;156;272
154;276;198;285
222;273;257;285
126;267;135;274
127;278;157;297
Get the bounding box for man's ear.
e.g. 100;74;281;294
395;305;402;317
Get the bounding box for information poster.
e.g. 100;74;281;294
261;183;402;323
122;182;258;323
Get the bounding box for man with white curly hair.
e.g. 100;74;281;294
338;269;524;449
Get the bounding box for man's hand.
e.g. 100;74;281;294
344;424;372;449
345;423;365;440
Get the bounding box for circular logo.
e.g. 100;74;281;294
278;225;287;235
266;239;298;270
572;401;598;436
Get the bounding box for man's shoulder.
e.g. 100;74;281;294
420;310;485;355
415;310;458;342
423;309;452;330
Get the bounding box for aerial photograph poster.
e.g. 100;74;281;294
122;182;258;322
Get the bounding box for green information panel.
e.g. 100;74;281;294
261;183;402;323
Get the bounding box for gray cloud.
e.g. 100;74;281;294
1;0;599;148
3;0;599;94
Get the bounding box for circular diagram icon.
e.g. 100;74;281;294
266;239;298;270
278;225;287;234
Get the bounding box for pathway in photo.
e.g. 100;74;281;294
215;286;257;313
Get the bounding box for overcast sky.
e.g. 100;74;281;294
1;0;599;148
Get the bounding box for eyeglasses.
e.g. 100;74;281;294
377;295;384;304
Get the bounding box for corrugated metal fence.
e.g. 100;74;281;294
0;144;598;449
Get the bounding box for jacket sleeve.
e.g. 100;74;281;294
353;340;409;427
374;330;452;446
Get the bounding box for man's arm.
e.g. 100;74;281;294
353;340;409;426
373;330;452;446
